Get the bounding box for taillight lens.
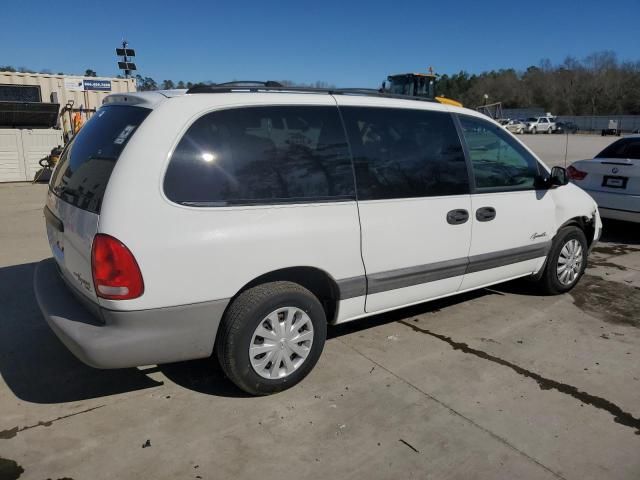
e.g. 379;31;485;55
567;165;588;181
91;234;144;300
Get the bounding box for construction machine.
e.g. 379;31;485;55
384;69;462;107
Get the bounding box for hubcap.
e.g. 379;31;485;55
556;239;583;286
249;307;314;380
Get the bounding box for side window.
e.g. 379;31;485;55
459;115;540;191
539;118;548;124
341;107;469;200
164;106;355;205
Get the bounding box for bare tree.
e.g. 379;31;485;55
437;51;640;114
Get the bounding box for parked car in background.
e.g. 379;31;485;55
554;121;578;134
526;116;556;134
568;135;640;223
502;119;526;134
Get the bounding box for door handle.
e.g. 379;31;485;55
476;207;496;222
447;209;469;225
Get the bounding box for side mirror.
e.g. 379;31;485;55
550;166;569;187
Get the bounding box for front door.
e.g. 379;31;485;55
456;114;555;291
336;100;473;313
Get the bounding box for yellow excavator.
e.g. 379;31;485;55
385;69;462;107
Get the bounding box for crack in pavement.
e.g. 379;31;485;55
335;338;568;480
0;405;106;439
398;320;640;435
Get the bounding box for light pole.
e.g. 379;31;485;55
116;41;137;79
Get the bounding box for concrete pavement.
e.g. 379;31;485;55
0;182;638;480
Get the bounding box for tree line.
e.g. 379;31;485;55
3;50;639;115
0;66;98;77
437;51;640;115
0;65;334;92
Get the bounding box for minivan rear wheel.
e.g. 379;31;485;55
537;226;588;295
216;281;327;395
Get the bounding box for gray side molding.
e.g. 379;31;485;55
336;276;367;299
367;258;468;295
336;242;551;298
466;242;551;274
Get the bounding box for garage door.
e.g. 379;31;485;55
0;129;25;182
0;129;63;182
21;129;63;181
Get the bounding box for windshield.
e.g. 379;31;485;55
50;105;151;214
387;76;435;98
596;138;640;160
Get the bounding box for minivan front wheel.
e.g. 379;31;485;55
216;281;327;395
537;226;588;294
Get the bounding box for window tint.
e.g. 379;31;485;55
459;115;540;190
50;105;150;214
164;106;355;205
596;138;640;160
340;107;469;200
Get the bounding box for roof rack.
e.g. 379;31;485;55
214;81;284;87
184;84;438;103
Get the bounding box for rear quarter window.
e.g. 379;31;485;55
163;106;355;206
50;105;150;214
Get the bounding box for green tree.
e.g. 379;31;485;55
436;51;640;115
135;74;158;91
85;69;97;77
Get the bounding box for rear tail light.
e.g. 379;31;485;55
91;234;144;300
567;165;588;181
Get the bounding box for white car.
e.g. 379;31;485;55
35;85;601;395
526;116;556;134
501;119;526;135
568;135;640;223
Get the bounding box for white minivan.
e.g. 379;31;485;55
35;85;601;395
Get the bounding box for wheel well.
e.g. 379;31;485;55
236;267;340;323
558;216;595;247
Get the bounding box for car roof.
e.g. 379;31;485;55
101;87;490;120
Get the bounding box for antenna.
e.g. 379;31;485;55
564;128;569;167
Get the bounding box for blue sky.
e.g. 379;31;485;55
2;0;639;87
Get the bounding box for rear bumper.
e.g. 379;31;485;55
584;189;640;223
598;207;640;223
34;258;228;369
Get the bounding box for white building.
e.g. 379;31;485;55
0;71;136;182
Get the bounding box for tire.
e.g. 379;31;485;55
536;226;588;295
216;281;327;395
532;127;537;134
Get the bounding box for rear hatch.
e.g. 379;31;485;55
45;104;150;303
